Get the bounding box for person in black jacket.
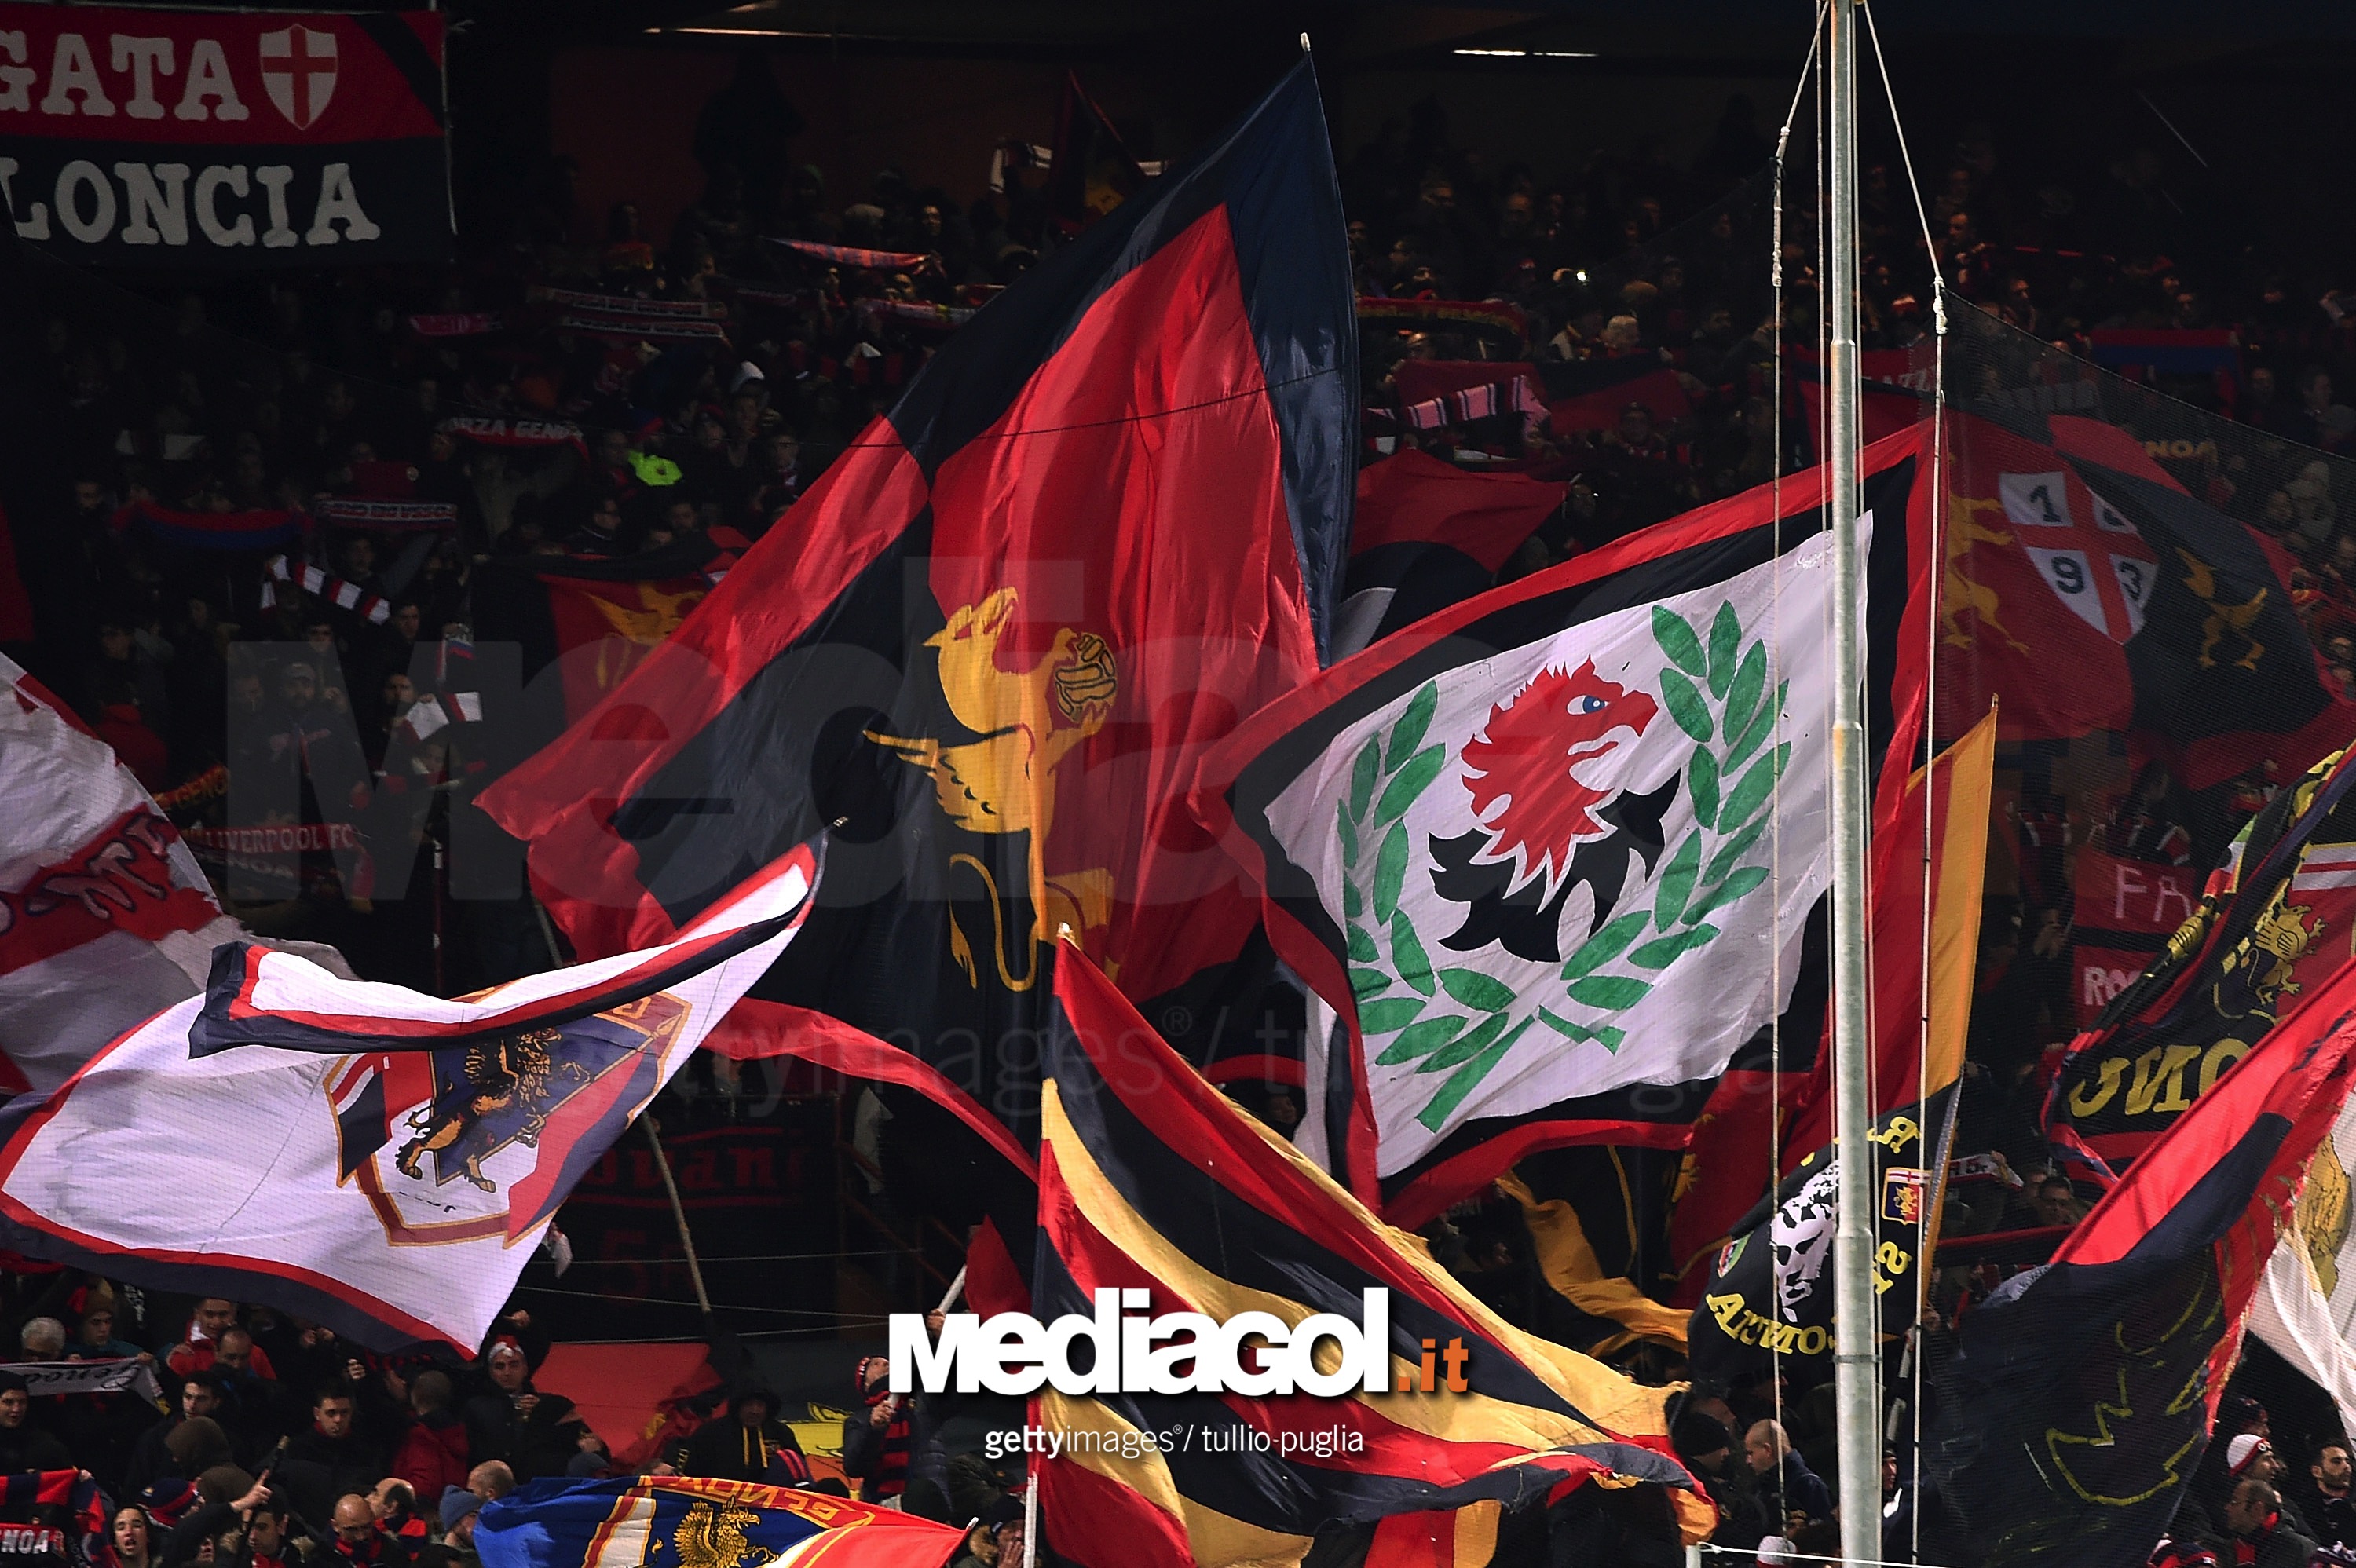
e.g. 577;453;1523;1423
0;1372;71;1473
280;1392;383;1533
2310;1438;2356;1549
458;1338;584;1484
680;1390;807;1486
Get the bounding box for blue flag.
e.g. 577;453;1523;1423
477;1476;964;1568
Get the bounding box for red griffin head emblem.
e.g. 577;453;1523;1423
1459;659;1658;896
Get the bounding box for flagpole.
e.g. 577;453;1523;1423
1824;0;1881;1563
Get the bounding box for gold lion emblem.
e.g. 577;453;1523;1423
666;1498;776;1568
2303;1134;2353;1299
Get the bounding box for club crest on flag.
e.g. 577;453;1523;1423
863;587;1120;991
1881;1166;1928;1226
1286;532;1842;1159
329;996;690;1247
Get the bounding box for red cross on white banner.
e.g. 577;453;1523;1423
1995;467;2158;642
258;25;339;132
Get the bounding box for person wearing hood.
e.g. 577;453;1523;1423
0;1372;71;1473
680;1388;807;1486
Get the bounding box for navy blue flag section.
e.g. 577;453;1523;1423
476;1476;961;1568
1928;954;2356;1568
0;846;818;1354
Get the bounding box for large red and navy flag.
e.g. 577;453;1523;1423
480;61;1352;1169
1034;951;1712;1567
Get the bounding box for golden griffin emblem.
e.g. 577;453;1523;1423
2302;1134;2354;1300
1941;491;2032;653
666;1498;776;1568
864;587;1119;991
2222;886;2323;1008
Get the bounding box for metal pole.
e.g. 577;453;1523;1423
1825;2;1880;1564
642;1116;716;1331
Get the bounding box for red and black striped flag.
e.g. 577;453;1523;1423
1930;947;2356;1567
1032;951;1713;1566
479;61;1353;1172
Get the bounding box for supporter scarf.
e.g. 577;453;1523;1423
406;313;504;338
314;499;458;532
259;556;390;624
853;299;975;330
552;309;730;345
436;417;587;455
111;502;306;552
525;287;724;320
767;237;935;272
855;1378;911;1501
0;1358;163;1405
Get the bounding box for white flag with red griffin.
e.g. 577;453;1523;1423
0;654;242;1096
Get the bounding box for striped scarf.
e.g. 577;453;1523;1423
856;1381;910;1501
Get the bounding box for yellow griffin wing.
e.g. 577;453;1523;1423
584;583;704;648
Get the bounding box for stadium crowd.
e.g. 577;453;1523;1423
15;62;2356;1568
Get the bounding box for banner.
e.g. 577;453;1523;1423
0;5;447;267
2071;846;2204;1027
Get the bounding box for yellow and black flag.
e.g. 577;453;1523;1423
1034;951;1714;1568
1687;707;1997;1380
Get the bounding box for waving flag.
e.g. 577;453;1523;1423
1930;952;2356;1568
1035;952;1710;1568
0;846;815;1351
0;653;242;1098
1198;429;1929;1219
1337;450;1565;656
2048;747;2356;1166
477;1475;960;1568
1937;408;2351;782
481;61;1352;1167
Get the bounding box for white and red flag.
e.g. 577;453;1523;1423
0;653;242;1097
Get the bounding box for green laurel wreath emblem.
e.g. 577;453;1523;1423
1338;600;1788;1131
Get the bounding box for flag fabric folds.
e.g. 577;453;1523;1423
1034;952;1711;1568
1336;451;1566;656
1198;428;1929;1220
0;1470;107;1568
2047;747;2356;1166
1686;711;1996;1380
2249;1086;2356;1449
1928;952;2356;1568
1935;408;2351;782
0;845;817;1353
475;1475;961;1568
1044;70;1151;232
472;528;748;727
480;60;1352;1161
0;653;242;1098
